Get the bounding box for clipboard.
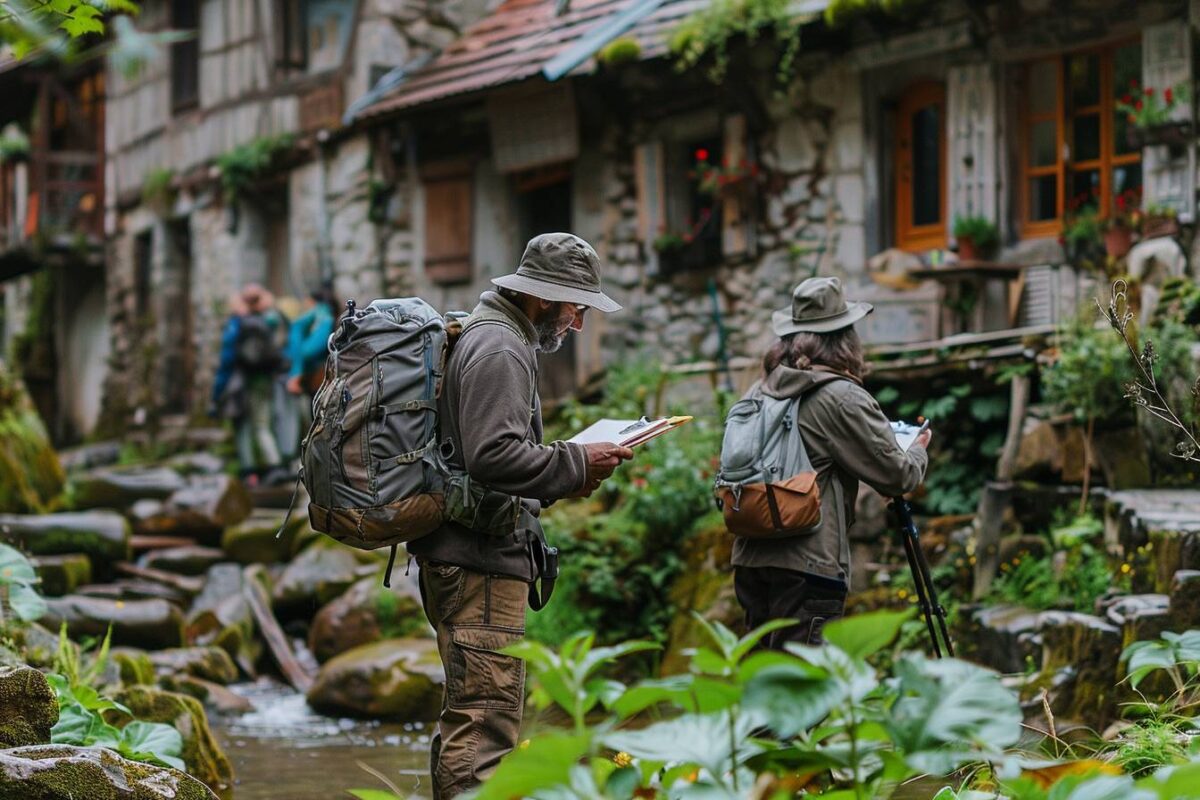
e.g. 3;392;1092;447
568;416;694;448
891;419;930;452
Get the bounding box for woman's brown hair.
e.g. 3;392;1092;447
762;328;867;382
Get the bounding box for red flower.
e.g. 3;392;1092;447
1117;194;1126;210
1145;87;1155;97
1122;94;1132;104
1136;100;1144;111
695;148;709;162
1165;87;1174;104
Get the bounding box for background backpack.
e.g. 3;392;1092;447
297;298;521;584
713;389;823;538
236;313;284;371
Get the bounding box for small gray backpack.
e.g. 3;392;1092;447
296;298;521;585
713;388;824;538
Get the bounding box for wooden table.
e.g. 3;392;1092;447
907;261;1027;334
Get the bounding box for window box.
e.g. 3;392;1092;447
1141;213;1180;240
1125;121;1193;151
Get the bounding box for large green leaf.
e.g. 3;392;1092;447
603;712;762;777
0;543;38;585
609;675;741;718
120;720;185;770
1136;758;1200;799
885;655;1021;770
8;583;47;621
822;608;914;660
469;732;590;800
741;659;839;738
785;642;877;704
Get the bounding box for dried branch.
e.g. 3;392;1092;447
1097;280;1200;463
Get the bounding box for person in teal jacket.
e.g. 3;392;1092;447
285;286;338;429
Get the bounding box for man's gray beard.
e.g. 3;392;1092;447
535;320;566;353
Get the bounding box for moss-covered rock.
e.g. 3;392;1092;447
10;622;64;670
148;647;239;685
306;638;443;720
272;539;377;620
41;595;185;650
111;648;157;687
185;564;259;676
961;604;1043;675
0;367;65;514
1168;569;1200;630
72;466;187;509
1033;611;1122;726
160;675;253;716
158;476;253;545
0;744;218;799
308;572;429;663
0;665;58;747
31;553;92;596
219;510;307;564
0;511;131;567
112;687;233;799
139;546;226;577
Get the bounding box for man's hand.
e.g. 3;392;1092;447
569;442;634;497
286;375;303;395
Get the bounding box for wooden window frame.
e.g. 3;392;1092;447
1019;41;1142;238
276;0;309;73
894;80;947;252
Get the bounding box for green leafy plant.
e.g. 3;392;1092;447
597;36;641;67
0;542;46;624
0;129;30;163
140;167;176;210
47;672;186;770
953;215;1000;259
824;0;934;29
52;620;112;692
0;0;141;58
215;133;295;203
1117;82;1190;129
670;0;803;85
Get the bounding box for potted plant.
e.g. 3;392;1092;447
1141;203;1180;240
690;150;759;200
1102;188;1141;259
1062;207;1104;267
1117;81;1192;150
952;215;999;261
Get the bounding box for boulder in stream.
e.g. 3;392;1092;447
220;510;307;565
0;744;218;799
0;665;58;747
41;595;185;650
185;564;260;676
139;545;226;577
111;686;234;799
306;638;444;720
309;571;430;663
159;475;253;543
0;511;130;567
148;647;239;685
272;539;378;620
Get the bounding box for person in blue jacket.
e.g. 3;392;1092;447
284;285;338;429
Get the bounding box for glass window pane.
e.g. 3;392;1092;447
911;104;941;227
1068;53;1100;109
1029;175;1057;222
1073;114;1100;162
1114;42;1143;155
1112;164;1143;211
1029;60;1058;115
1070;169;1100;213
1030;120;1058;167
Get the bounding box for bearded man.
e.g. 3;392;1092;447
407;232;633;799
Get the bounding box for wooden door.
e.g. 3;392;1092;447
895;81;947;252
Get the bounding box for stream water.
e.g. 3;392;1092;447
213;679;432;800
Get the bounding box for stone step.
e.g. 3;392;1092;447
129;534;198;552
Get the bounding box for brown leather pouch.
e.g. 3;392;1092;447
716;472;821;539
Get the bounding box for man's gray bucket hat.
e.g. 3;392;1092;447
772;276;873;336
492;232;622;313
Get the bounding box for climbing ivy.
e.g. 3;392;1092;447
823;0;934;29
140;167;175;211
215;133;295;203
669;0;803;85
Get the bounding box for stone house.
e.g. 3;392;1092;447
98;0;496;435
344;0;1197;397
0;54;107;441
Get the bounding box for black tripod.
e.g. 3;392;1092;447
890;497;955;659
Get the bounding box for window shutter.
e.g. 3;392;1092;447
721;114;754;258
422;161;473;285
634;140;665;274
946;63;998;229
1142;21;1194;221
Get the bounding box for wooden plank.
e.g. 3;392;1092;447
115;562;205;596
129;534;198;551
867;324;1057;357
243;564;313;693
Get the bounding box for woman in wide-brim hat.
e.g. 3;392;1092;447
731;276;932;651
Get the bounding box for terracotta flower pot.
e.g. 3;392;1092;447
957;235;979;261
1104;225;1133;258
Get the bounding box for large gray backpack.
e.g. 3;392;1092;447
713;388;825;539
297;298;521;585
